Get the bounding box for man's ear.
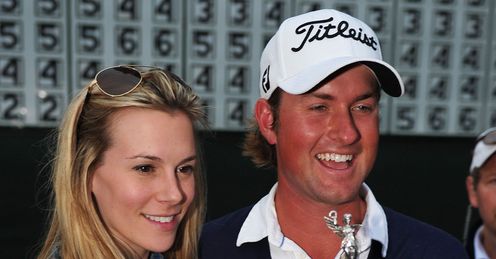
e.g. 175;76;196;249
255;99;277;145
466;176;479;208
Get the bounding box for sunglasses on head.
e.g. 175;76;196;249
93;65;188;97
476;127;496;145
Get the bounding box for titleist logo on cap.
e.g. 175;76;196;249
261;65;270;93
291;16;378;52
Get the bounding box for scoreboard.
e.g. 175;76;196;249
391;0;492;136
0;0;495;136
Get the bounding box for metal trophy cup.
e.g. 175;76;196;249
324;210;362;259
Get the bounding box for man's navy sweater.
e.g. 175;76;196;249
200;206;468;259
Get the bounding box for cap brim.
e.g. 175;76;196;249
278;57;404;97
470;142;496;173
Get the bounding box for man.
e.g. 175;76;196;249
200;9;467;258
465;127;496;259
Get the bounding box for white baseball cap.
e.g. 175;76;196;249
259;9;404;99
470;127;496;174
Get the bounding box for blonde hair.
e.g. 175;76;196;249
38;68;206;259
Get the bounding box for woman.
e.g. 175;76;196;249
37;66;207;259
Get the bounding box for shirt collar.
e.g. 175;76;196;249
360;183;389;257
237;182;389;257
237;183;278;246
473;225;490;259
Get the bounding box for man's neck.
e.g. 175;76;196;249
274;184;367;259
481;226;496;259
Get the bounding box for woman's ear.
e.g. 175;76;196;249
254;99;277;145
466;176;479;208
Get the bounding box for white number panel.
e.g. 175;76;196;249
1;0;496;135
185;0;292;130
0;0;68;127
70;0;184;93
391;0;490;136
486;2;496;129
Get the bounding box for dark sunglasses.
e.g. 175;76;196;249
476;127;496;145
94;65;188;97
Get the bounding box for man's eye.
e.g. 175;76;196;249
352;104;373;112
310;104;327;111
133;165;154;174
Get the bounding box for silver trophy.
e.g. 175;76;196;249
324;210;362;259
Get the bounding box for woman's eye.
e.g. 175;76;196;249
133;165;154;174
176;165;194;174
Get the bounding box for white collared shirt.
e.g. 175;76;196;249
237;183;389;259
473;225;490;259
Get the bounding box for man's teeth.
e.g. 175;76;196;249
317;153;353;162
144;214;173;223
